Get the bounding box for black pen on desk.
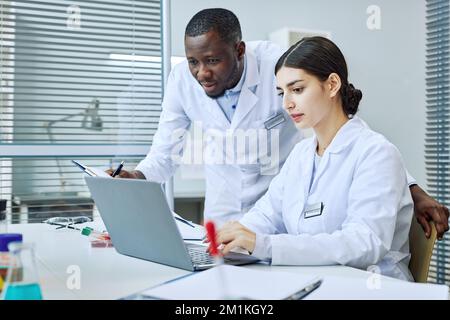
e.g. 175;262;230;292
284;279;323;300
112;161;124;178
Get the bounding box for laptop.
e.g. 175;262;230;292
84;176;259;271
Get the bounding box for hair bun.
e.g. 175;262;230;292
343;83;363;115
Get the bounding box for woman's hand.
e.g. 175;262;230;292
216;221;256;255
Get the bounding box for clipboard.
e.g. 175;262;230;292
72;160;112;178
125;265;322;300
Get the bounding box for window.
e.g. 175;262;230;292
425;0;450;284
0;0;163;223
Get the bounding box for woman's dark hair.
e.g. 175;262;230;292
275;36;362;116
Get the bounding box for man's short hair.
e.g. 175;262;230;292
185;8;242;45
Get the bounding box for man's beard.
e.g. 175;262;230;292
204;61;241;99
205;90;225;99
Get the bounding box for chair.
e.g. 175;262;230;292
408;218;437;283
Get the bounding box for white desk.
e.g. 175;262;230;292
5;222;449;300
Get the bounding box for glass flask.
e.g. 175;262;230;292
1;242;43;300
0;234;23;294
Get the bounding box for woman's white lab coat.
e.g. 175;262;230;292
240;116;414;281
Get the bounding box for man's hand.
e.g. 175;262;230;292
410;184;449;240
216;221;256;255
104;169;146;179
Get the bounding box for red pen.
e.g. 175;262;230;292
205;221;220;258
205;221;229;299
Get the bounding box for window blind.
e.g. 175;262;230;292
425;0;450;284
2;156;144;223
0;0;164;224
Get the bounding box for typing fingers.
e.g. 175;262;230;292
222;239;241;256
217;229;238;245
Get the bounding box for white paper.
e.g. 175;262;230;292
141;265;319;300
172;211;188;221
172;211;205;240
86;166;112;178
73;160;112;178
307;275;449;300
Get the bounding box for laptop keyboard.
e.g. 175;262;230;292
187;246;215;265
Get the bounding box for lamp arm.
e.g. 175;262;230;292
45;110;87;128
44;110;87;191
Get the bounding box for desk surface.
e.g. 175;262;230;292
5;221;449;300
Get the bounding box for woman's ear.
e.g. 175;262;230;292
327;73;342;98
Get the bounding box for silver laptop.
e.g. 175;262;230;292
84;176;259;271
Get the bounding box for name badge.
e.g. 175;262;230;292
264;112;286;130
304;202;324;219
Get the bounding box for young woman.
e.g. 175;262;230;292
215;37;414;281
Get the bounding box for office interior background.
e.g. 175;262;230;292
0;0;448;285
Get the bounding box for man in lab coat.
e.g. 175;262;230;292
109;8;449;238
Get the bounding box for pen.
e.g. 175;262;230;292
72;160;97;177
174;216;195;228
205;221;229;299
72;160;86;171
112;161;124;177
284;279;323;300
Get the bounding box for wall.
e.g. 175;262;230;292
171;0;427;188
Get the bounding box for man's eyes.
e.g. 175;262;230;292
207;58;220;64
188;59;219;65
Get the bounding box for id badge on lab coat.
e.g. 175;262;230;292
264;112;286;129
304;202;324;219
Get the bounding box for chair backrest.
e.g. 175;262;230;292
409;218;437;283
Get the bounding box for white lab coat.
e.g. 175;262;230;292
240;116;414;281
136;41;302;225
